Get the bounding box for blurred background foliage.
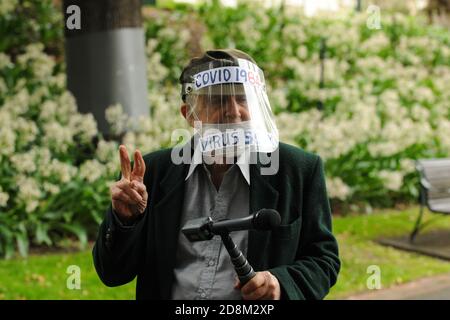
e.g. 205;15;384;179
0;0;450;257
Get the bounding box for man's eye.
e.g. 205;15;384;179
208;96;225;107
235;95;247;105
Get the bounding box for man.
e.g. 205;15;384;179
93;49;340;300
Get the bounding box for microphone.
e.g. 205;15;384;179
211;208;281;234
181;209;281;286
181;209;281;242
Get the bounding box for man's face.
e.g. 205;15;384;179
191;94;251;124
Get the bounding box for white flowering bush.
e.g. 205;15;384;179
0;43;182;258
2;0;450;256
0;42;120;258
0;0;62;55
195;1;450;210
0;1;190;258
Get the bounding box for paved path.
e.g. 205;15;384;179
346;273;450;300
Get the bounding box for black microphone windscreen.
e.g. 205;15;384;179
254;209;281;230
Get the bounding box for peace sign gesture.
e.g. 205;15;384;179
110;145;148;223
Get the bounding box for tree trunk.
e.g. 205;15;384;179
63;0;149;138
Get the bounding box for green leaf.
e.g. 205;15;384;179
16;232;29;258
4;240;15;260
59;223;87;249
35;223;52;246
0;225;13;241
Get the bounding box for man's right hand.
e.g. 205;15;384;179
110;145;148;223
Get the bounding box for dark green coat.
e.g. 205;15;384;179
93;142;340;300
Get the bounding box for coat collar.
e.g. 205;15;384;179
184;135;251;185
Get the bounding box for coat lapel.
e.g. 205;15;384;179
247;158;279;271
153;150;189;299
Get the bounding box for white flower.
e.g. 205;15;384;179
105;161;120;178
17;43;55;80
29;86;50;106
68;113;98;142
3;88;30;116
437;120;450;150
79;159;105;183
326;177;352;200
0;186;9;207
178;29;191;45
96;140;119;163
57;91;78;117
275;112;302;146
13;118;39;145
43;122;74;153
39;100;58;121
269;86;289;110
146;50;169;84
122;132;137;153
410;105;430;121
42;182;60;195
0;127;16;156
0;0;17;15
368;142;395;158
158;27;177;41
360;33;390;53
16;176;41;211
296;46;308;60
400;159;416;175
0;52;13;69
49;73;66;89
37;148;53;178
26;201;39;213
413;86;434;104
49;159;77;183
10;151;37;174
378;170;404;191
0;78;7;96
105;104;129;135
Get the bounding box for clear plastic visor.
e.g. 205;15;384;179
183;59;279;154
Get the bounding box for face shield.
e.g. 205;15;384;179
181;58;279;159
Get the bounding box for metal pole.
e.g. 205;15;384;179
356;0;362;12
220;233;256;285
64;0;149;139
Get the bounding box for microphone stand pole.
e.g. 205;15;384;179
220;232;256;286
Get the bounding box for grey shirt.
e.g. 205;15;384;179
170;157;250;300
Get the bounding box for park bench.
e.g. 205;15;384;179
410;159;450;242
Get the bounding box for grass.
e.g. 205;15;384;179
0;207;449;300
0;249;135;300
327;206;450;299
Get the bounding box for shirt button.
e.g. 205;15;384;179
200;292;206;298
208;260;215;266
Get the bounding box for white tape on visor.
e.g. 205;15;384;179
193;65;265;90
199;127;279;153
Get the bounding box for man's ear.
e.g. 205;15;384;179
180;104;194;127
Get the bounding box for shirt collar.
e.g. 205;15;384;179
185;143;250;185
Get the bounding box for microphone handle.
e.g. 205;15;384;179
210;214;254;234
220;233;256;285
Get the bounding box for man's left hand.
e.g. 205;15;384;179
235;271;281;300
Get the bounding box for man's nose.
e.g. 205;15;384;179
224;97;241;119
